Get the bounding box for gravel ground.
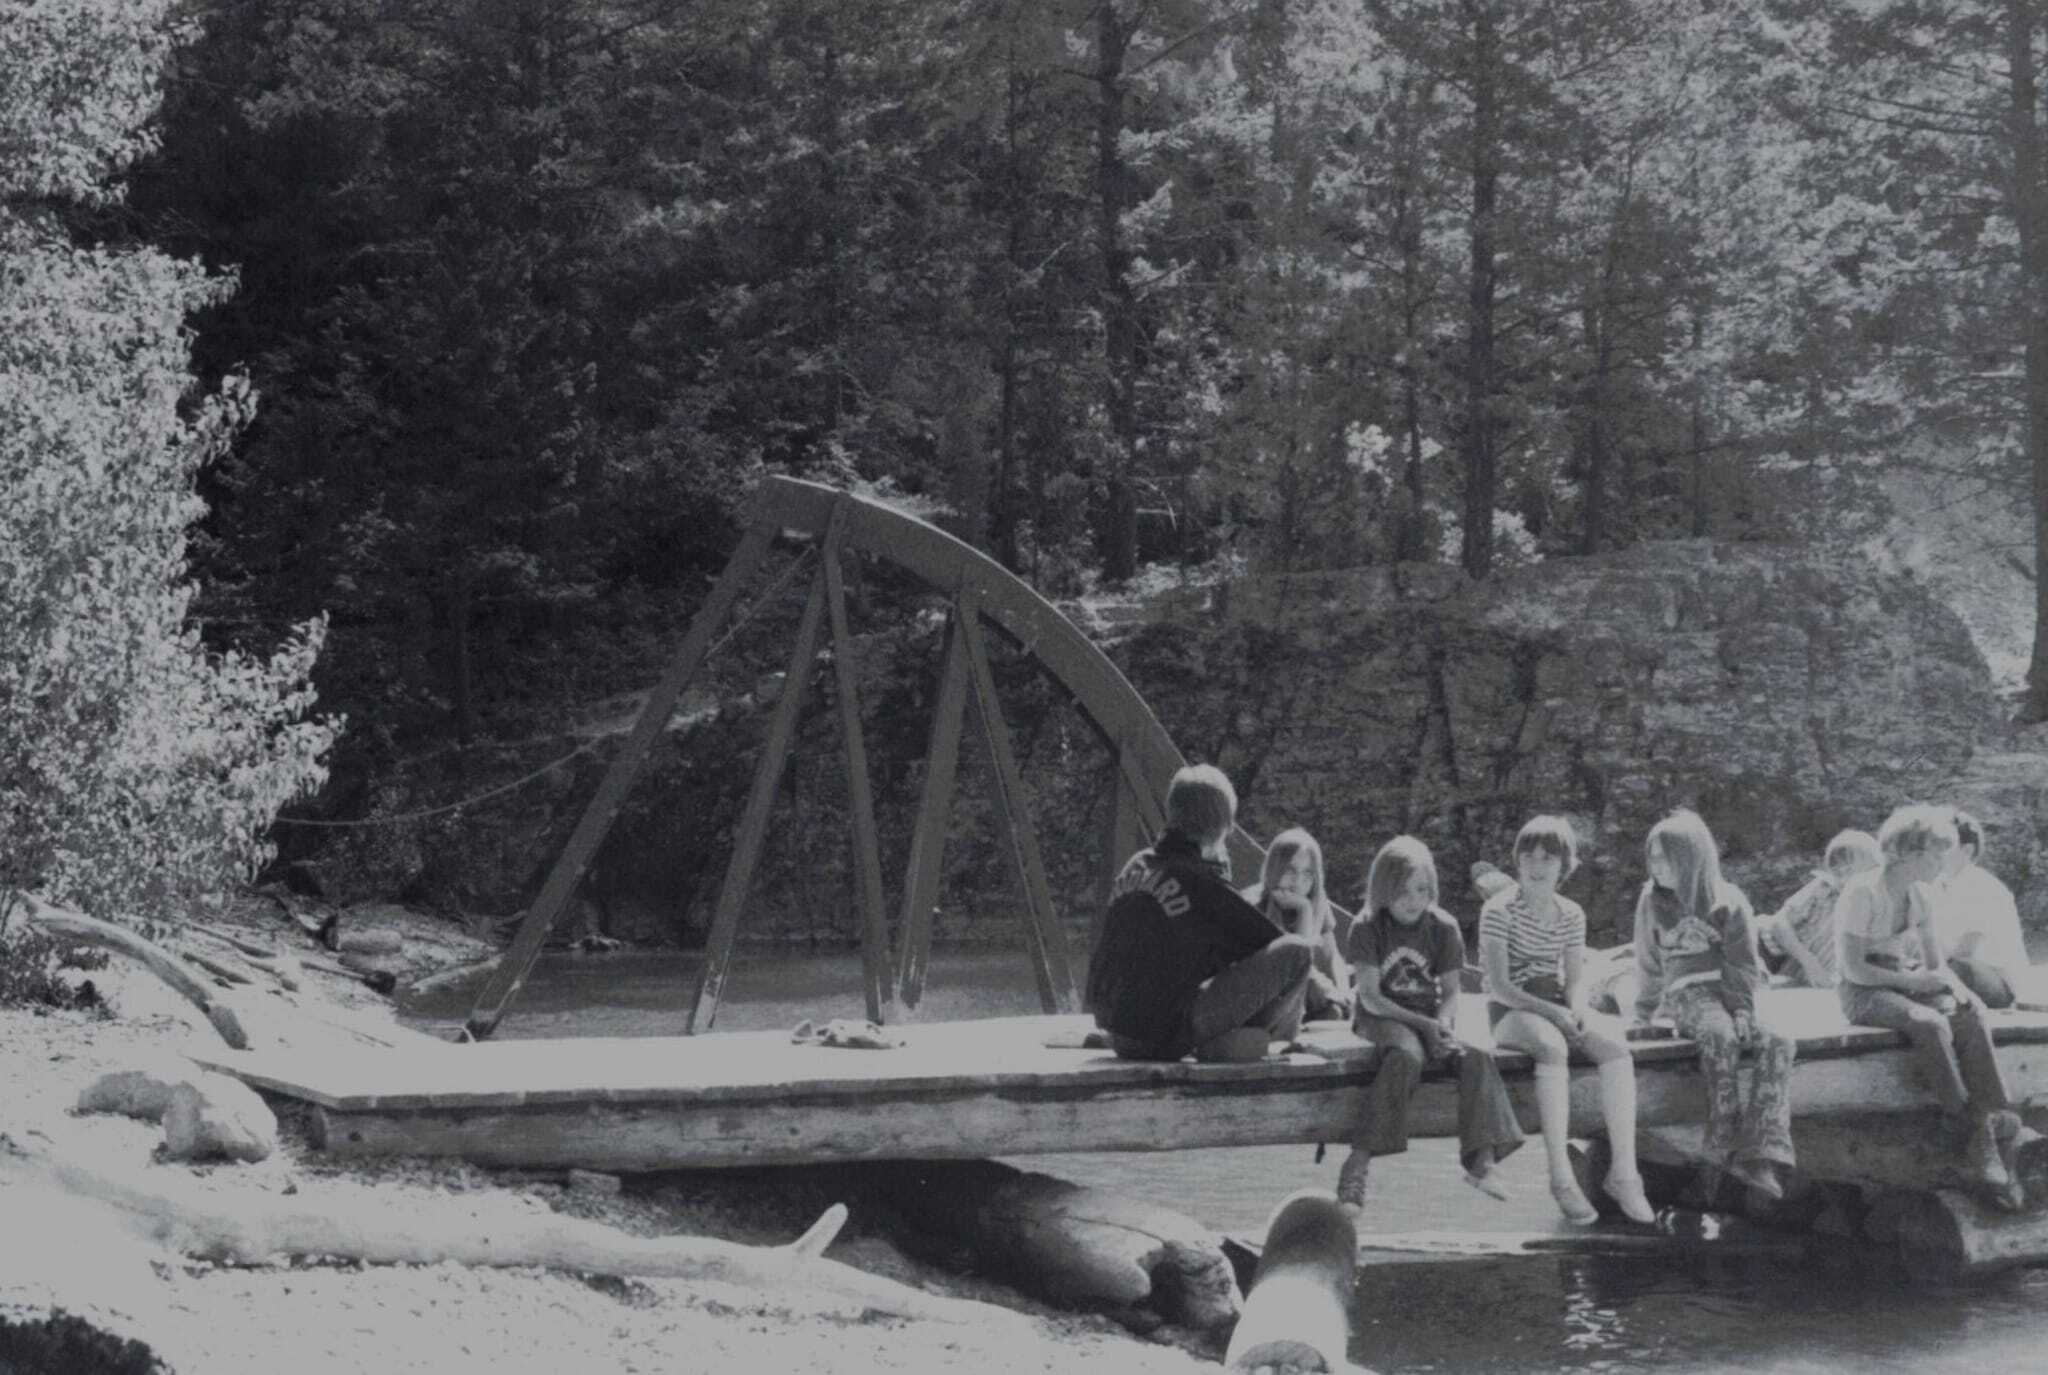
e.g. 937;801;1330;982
0;901;1217;1375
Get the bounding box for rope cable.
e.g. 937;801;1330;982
273;546;818;829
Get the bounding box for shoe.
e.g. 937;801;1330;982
1336;1148;1371;1211
1967;1117;2013;1189
1727;1157;1785;1203
1462;1168;1511;1202
1551;1175;1599;1225
1604;1170;1658;1224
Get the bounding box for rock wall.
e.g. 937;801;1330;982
1112;540;2028;943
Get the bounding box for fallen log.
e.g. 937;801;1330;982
403;954;504;998
859;1159;1241;1330
1224;1191;1354;1374
177;945;254;987
1641;1114;2047;1205
1878;1186;2048;1278
6;892;247;1050
0;1132;1023;1331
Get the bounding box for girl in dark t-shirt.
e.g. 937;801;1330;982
1333;835;1524;1213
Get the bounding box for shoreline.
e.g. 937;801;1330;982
0;899;1223;1374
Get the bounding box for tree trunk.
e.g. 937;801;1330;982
1094;3;1141;584
862;1159;1240;1330
1460;1;1501;580
2008;0;2048;722
0;1137;1026;1330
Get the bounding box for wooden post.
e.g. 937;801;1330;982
957;593;1077;1014
895;612;970;1019
821;528;895;1024
686;543;836;1034
464;522;774;1042
1224;1190;1356;1373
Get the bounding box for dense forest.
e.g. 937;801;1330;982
8;0;2048;915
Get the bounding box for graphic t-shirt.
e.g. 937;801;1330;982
1350;907;1464;1016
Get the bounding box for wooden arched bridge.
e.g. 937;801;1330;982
465;475;1263;1041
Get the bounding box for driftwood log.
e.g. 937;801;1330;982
3;892;248;1050
1223;1191;1355;1373
0;1132;1024;1330
1862;1186;2048;1277
859;1159;1240;1329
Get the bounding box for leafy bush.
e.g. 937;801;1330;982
0;926;106;1014
0;1;338;919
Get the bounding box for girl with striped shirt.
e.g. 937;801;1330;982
1480;815;1655;1225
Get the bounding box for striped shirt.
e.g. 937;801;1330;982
1478;886;1585;998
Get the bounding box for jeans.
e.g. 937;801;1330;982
1840;979;2012;1117
1108;933;1313;1060
1353;1014;1526;1175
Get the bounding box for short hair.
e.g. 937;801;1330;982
1646;808;1723;917
1514;814;1579;879
1952;809;1984;861
1876;803;1957;862
1823;829;1881;875
1365;835;1439;916
1166;764;1237;844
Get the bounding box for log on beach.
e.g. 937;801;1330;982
1224;1190;1355;1374
0;1133;1022;1331
859;1159;1241;1330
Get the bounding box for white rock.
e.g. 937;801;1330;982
75;1058;202;1122
161;1073;277;1163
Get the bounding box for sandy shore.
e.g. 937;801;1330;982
0;901;1218;1375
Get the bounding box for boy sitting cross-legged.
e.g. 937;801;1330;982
1086;764;1315;1062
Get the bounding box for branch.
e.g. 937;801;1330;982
7;892;248;1049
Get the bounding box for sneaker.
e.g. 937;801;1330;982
1968;1118;2013;1189
1727;1157;1785;1203
1604;1170;1658;1224
1336;1148;1371;1211
1462;1168;1511;1202
1551;1175;1599;1225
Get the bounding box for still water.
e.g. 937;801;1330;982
401;948;2048;1374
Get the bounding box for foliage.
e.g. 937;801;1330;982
0;916;109;1015
65;0;2048;916
0;0;336;916
0;1309;165;1375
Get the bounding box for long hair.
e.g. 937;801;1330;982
1365;835;1439;918
1252;827;1332;937
1646;808;1724;917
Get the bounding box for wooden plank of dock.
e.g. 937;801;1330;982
189;991;2048;1172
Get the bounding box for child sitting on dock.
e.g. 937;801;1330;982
1481;815;1657;1225
1335;836;1524;1212
1934;810;2028;1010
1631;809;1796;1201
1244;827;1352;1023
1837;803;2019;1198
1086;764;1315;1062
1760;830;1879;989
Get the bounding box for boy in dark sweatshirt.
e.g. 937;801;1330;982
1086;764;1314;1061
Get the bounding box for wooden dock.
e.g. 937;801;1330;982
190;989;2048;1173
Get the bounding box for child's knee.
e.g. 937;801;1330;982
1270;933;1317;972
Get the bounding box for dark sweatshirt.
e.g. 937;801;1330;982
1087;830;1280;1055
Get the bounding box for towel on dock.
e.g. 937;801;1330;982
790;1018;905;1050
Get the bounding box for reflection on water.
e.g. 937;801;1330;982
403;948;2048;1373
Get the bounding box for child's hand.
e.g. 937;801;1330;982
1731;1010;1756;1046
